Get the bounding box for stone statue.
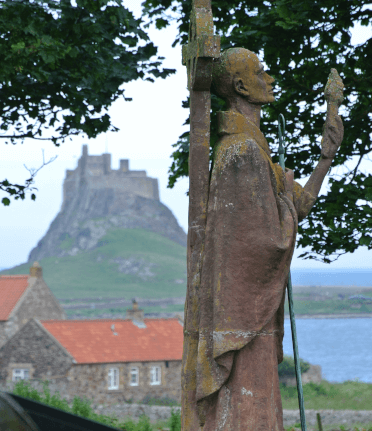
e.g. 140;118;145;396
181;47;344;431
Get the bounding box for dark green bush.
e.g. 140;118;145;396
278;355;310;378
303;381;328;396
169;409;181;431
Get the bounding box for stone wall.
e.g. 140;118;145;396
0;322;7;351
0;319;73;382
92;404;372;427
65;360;181;405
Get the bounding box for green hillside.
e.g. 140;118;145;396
1;229;187;300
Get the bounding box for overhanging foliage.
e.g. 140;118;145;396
142;0;372;262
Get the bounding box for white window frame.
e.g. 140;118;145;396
108;367;119;390
150;366;161;386
12;368;29;382
130;367;139;386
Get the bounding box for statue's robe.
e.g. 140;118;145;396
181;110;316;431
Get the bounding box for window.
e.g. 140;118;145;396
12;369;29;382
150;366;161;385
108;368;119;390
130;367;139;386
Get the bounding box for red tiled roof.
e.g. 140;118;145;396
40;319;184;364
0;275;29;321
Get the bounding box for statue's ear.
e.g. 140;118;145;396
233;77;249;97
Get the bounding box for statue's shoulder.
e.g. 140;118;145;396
213;134;268;175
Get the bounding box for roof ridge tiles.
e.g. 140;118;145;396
40;318;180;323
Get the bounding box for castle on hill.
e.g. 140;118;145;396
63;145;159;207
27;144;186;262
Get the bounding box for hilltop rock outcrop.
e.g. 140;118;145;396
28;146;186;262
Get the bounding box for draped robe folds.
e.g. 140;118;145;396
181;110;316;431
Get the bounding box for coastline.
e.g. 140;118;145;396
285;313;372;319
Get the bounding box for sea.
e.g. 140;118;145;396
283;318;372;383
290;268;372;287
284;269;372;384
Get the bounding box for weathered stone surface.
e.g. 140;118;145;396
28;146;186;262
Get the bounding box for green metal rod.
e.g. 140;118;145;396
278;114;307;431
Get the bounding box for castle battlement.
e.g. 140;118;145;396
63;145;159;204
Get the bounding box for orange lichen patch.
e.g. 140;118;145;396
197;334;220;398
0;275;29;321
271;163;285;195
40;318;183;364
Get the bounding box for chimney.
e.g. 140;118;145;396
126;299;145;326
82;144;88;158
29;261;42;278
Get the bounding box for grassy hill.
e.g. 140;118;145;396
2;228;372;317
0;228;187;300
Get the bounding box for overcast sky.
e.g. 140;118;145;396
1;2;371;270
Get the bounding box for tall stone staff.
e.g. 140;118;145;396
181;1;220;429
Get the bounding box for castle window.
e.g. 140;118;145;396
130;367;139;386
108;368;119;390
12;369;29;382
165;361;169;368
150;366;161;385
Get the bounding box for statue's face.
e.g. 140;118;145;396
235;52;275;105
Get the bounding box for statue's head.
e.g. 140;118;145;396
212;48;275;107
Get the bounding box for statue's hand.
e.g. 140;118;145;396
321;114;344;159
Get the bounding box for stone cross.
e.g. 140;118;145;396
181;1;220;429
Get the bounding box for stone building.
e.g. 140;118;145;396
0;262;66;349
0;312;183;405
63;145;159;206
